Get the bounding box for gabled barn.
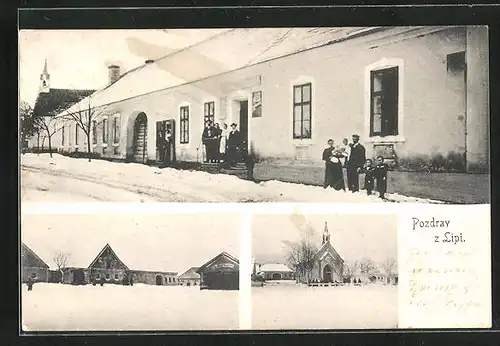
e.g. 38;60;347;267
197;252;239;290
20;243;49;283
178;267;201;286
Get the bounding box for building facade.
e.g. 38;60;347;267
257;263;294;280
178;267;201;286
21;243;49;283
48;26;489;174
197;252;239;290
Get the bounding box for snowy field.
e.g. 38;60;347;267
21;154;442;203
22;283;239;331
251;282;398;330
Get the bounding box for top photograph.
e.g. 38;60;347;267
19;26;490;204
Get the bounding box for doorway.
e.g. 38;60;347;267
239;100;249;156
155;275;163;285
133;113;148;163
72;269;86;285
323;265;332;283
156;119;176;167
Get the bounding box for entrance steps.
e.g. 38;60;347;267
200;162;252;180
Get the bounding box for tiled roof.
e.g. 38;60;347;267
33;88;96;117
59;27;382;114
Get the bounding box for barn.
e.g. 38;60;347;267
196;252;239;290
45;26;488;176
178;267;201;286
20;243;49;283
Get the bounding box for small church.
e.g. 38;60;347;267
302;222;345;284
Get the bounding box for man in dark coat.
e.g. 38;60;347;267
202;121;217;163
27;277;34;291
226;123;242;167
346;134;366;192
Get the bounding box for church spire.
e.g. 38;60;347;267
39;59;50;93
322;221;330;244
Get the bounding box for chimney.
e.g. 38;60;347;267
108;65;121;85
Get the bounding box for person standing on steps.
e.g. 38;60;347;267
227;123;241;167
219;123;229;163
346;134;366;192
202;120;216;163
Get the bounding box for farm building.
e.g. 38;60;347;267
40;26;488;175
197;252;239;290
20;241;177;286
178;267;201;286
256;263;294;280
21;243;49;283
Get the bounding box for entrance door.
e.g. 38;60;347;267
72;269;86;285
323;265;332;283
272;273;282;280
239;100;249;157
133;113;148;163
155;275;163;285
156;120;176;167
446;51;467;169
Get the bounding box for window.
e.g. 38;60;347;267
68;125;72;145
112;115;120;144
204;101;215;125
292;83;312;139
95;274;100;279
92;121;97;145
252;91;262;118
114;274;119;280
61;126;65;146
370;67;399;137
180;106;189;144
30;272;37;279
102;118;108;143
75;125;80;145
105;274;110;280
173;277;176;282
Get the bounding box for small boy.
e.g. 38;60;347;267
375;155;389;199
363;159;376;196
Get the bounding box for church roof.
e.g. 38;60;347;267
315;240;345;264
58;27;385;114
178;267;201;280
33;88;96;117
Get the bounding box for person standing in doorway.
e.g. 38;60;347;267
219;123;229;163
213;123;222;163
346;134;366;192
227;123;241;167
322;139;346;191
202;120;215;163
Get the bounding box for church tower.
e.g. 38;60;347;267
322;221;330;244
39;59;50;93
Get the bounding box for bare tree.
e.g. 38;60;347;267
381;257;397;283
343;260;360;282
283;233;318;284
359;257;378;279
33;115;63;158
20;101;45;154
53;253;69;283
60;95;108;162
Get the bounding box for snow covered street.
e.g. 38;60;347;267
20;154;444;203
252;282;398;329
22;283;239;331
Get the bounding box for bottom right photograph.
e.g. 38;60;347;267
251;212;398;330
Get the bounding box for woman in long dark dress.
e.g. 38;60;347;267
322;139;346;191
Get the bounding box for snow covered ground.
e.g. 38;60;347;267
20;154;443;203
251;282;398;330
22;283;239;331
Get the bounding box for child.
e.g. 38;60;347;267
363;159;376;196
375;155;389;199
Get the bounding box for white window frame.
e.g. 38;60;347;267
101;115;109;147
92;120;98;147
178;102;191;146
290;76;315;145
364;58;405;143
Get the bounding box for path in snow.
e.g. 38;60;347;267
20;154;444;203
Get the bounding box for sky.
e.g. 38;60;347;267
21;212;241;274
19;29;228;106
252;213;397;266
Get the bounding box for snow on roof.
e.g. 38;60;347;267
178;267;200;280
58;27;376;114
259;263;293;273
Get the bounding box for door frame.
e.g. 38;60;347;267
228;90;252;153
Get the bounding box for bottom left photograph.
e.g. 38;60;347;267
20;212;242;332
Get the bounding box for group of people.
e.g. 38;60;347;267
202;120;243;166
322;134;388;199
